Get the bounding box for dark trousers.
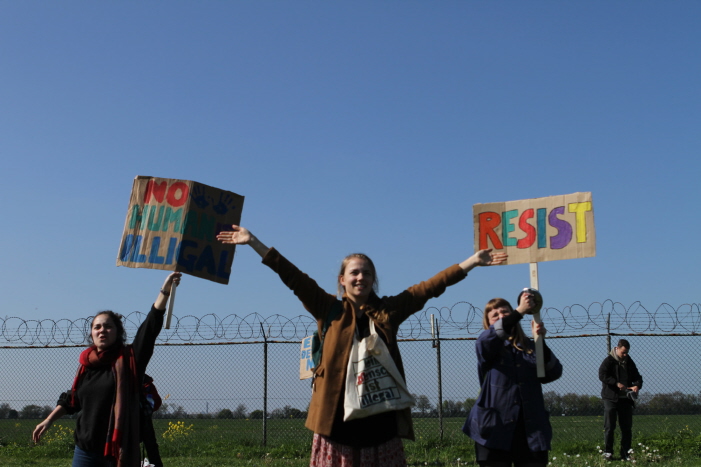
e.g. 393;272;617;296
475;407;549;467
603;398;634;458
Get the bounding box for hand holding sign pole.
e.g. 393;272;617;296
153;272;181;327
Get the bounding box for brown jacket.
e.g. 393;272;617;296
262;247;467;440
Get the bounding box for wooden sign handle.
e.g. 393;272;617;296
164;282;177;330
530;263;545;378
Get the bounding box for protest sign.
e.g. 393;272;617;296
299;336;314;380
473;192;595;265
117;176;245;284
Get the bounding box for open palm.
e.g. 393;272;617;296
216;225;252;245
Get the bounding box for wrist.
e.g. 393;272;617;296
249;235;270;258
460;257;478;273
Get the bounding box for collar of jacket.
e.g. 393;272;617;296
341;291;381;316
342;292;394;342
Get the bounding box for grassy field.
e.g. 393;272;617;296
1;416;700;466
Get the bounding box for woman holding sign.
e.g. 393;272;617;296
218;225;506;467
33;272;181;467
463;291;562;467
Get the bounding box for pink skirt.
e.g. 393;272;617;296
309;433;406;467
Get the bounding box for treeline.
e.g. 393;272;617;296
411;395;474;418
0;403;52;420
155;404;308;420
412;391;701;418
543;391;701;416
3;392;700;420
0;402;308;420
145;403;307;420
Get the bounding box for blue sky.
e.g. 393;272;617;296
1;1;699;327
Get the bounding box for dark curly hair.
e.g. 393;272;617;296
88;310;127;346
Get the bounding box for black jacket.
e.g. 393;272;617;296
598;354;643;402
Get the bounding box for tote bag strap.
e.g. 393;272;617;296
367;320;412;395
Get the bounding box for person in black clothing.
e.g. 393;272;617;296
33;272;181;467
598;338;643;461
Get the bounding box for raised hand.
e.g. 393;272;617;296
517;288;543;315
216;225;252;245
474;249;508;266
161;272;182;294
459;249;507;273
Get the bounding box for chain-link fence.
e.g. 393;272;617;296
1;301;699;449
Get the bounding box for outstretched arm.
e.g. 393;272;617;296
389;250;508;325
134;272;183;376
218;225;335;319
217;225;269;258
459;249;507;273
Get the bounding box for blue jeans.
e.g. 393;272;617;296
72;445;111;467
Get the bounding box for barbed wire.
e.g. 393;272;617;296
1;301;699;346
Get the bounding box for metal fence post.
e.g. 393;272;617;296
261;323;268;447
606;313;611;354
432;314;443;440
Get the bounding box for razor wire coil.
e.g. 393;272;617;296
2;301;699;346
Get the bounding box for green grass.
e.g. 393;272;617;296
2;416;700;466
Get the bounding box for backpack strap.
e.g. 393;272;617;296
312;300;343;370
321;301;343;342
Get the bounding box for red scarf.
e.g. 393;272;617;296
72;345;140;466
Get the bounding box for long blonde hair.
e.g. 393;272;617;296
337;253;379;297
483;298;532;354
337;253;389;324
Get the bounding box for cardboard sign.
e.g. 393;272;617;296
117;176;245;284
299;336;314;380
473;192;595;265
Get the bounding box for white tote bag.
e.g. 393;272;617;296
343;320;415;421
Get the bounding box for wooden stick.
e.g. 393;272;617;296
164;282;177;330
530;262;545;378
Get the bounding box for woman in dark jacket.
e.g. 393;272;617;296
463;292;562;467
33;272;181;467
218;225;506;467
